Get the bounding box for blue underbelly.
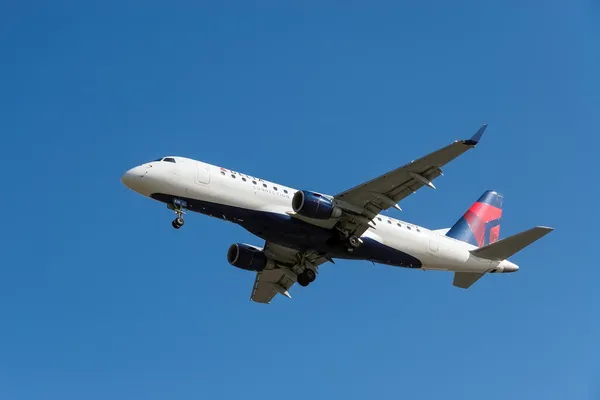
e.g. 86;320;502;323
150;193;422;268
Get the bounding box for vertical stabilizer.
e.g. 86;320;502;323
446;190;503;247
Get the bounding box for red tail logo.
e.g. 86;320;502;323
446;190;503;247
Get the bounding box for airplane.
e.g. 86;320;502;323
121;124;553;303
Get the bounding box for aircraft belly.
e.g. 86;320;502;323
148;190;423;268
241;213;333;251
338;236;422;268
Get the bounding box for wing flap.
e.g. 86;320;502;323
249;242;330;304
250;269;296;304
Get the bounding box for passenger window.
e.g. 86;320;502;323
221;171;226;175
263;183;267;188
273;187;278;191
397;223;401;227
231;174;236;178
377;217;382;221
242;177;247;182
388;220;392;224
252;180;257;185
407;226;412;230
163;158;176;163
284;189;288;194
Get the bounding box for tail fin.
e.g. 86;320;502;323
446;190;503;247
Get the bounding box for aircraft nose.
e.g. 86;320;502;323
121;165;148;192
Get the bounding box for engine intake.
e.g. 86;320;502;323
227;243;268;271
292;190;342;220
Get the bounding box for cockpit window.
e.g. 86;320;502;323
149;157;177;163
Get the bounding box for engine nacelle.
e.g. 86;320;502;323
292;190;342;220
227;243;268;271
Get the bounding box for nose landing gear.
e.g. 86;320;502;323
168;199;187;229
172;217;185;229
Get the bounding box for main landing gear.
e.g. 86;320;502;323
294;253;318;287
347;235;362;250
297;268;316;287
168;199;187;229
331;223;363;252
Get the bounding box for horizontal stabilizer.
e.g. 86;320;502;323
453;272;485;289
470;226;554;261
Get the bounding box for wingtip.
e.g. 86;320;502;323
463;123;487;146
537;226;555;232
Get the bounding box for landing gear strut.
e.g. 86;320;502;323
168;199;187;229
297;268;317;287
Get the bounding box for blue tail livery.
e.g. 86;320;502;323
446;190;503;247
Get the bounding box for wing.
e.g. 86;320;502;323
334;124;487;237
249;242;330;304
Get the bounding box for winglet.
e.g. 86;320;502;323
463;124;487;146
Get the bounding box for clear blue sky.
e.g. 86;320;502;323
1;1;598;399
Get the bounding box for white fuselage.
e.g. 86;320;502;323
121;156;518;274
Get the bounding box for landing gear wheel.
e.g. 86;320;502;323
297;269;316;286
348;235;361;248
297;273;310;287
171;215;185;229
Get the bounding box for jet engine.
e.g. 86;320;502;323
292;190;342;220
227;243;268;271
